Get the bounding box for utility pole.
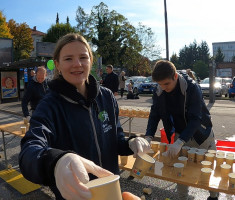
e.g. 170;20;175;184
209;60;215;103
164;0;169;60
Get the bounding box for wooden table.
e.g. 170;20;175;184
0;121;25;168
119;153;235;195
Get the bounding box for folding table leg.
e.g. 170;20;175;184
1;131;8;169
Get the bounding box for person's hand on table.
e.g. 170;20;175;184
122;192;141;200
166;138;184;158
129;137;151;158
54;153;113;200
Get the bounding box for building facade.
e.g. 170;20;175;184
31;26;45;58
212;41;235;62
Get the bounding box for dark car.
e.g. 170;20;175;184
229;77;235;98
137;76;158;94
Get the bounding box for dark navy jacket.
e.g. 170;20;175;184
146;73;212;145
103;71;119;93
21;77;48;117
19;75;133;199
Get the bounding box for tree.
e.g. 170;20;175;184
75;6;90;38
170;53;180;69
66;16;69;24
214;47;224;63
56;13;59;24
43;23;76;43
0;11;13;39
75;2;160;75
193;60;208;79
8;19;33;61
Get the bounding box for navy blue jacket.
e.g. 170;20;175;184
21;77;48;117
19;75;133;199
146;73;212;145
103;71;119;93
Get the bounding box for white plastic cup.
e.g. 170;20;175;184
20;126;26;135
201;168;213;183
228;173;235;189
85;175;122;200
205;153;215;163
196;152;205;163
173;163;184;177
131;154;155;179
220;164;232;178
201;160;212;169
187;149;196;162
178;156;188;167
181;146;190;157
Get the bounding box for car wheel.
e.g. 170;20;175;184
225;93;228;98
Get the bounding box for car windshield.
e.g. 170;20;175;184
143;77;152;83
201;78;222;84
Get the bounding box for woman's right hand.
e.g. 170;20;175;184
54;153;113;200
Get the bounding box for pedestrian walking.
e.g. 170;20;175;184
119;71;126;98
103;64;119;96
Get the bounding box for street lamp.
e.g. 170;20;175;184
164;0;169;60
209;61;215;103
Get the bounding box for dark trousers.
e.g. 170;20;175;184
120;88;124;97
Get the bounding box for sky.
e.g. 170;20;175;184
1;0;235;58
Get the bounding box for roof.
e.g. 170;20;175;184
31;26;45;36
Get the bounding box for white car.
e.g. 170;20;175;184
125;76;146;93
199;77;229;97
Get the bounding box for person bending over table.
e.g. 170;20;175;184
19;33;150;200
145;60;218;200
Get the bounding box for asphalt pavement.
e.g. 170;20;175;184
0;96;235;200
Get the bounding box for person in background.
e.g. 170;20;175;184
19;33;150;200
119;71;126;99
127;80;134;99
21;66;48;121
145;60;218;200
103;64;119;96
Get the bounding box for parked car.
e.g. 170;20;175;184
137;76;158;94
125;76;146;92
199;77;229;97
228;76;235;98
223;77;232;88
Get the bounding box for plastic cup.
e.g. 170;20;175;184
197;149;207;154
85;175;122;200
220;164;232;178
226;157;234;166
23;117;28;124
159;143;167;154
196;152;205;163
216;155;224;167
173;163;184;177
216;151;225;157
178;156;188;167
120;156;128;166
200;168;213;183
205;153;215;163
207;149;217;155
131;154;155;179
181;146;190;157
151;141;160;153
228;173;235;189
187;149;196;162
147;149;155;157
226;153;234;158
20;126;26;134
162;152;173;167
201;160;212;169
190;147;198;152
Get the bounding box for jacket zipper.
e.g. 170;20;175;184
87;106;102;167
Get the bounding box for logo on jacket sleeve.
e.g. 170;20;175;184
98;111;110;122
98;110;112;133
